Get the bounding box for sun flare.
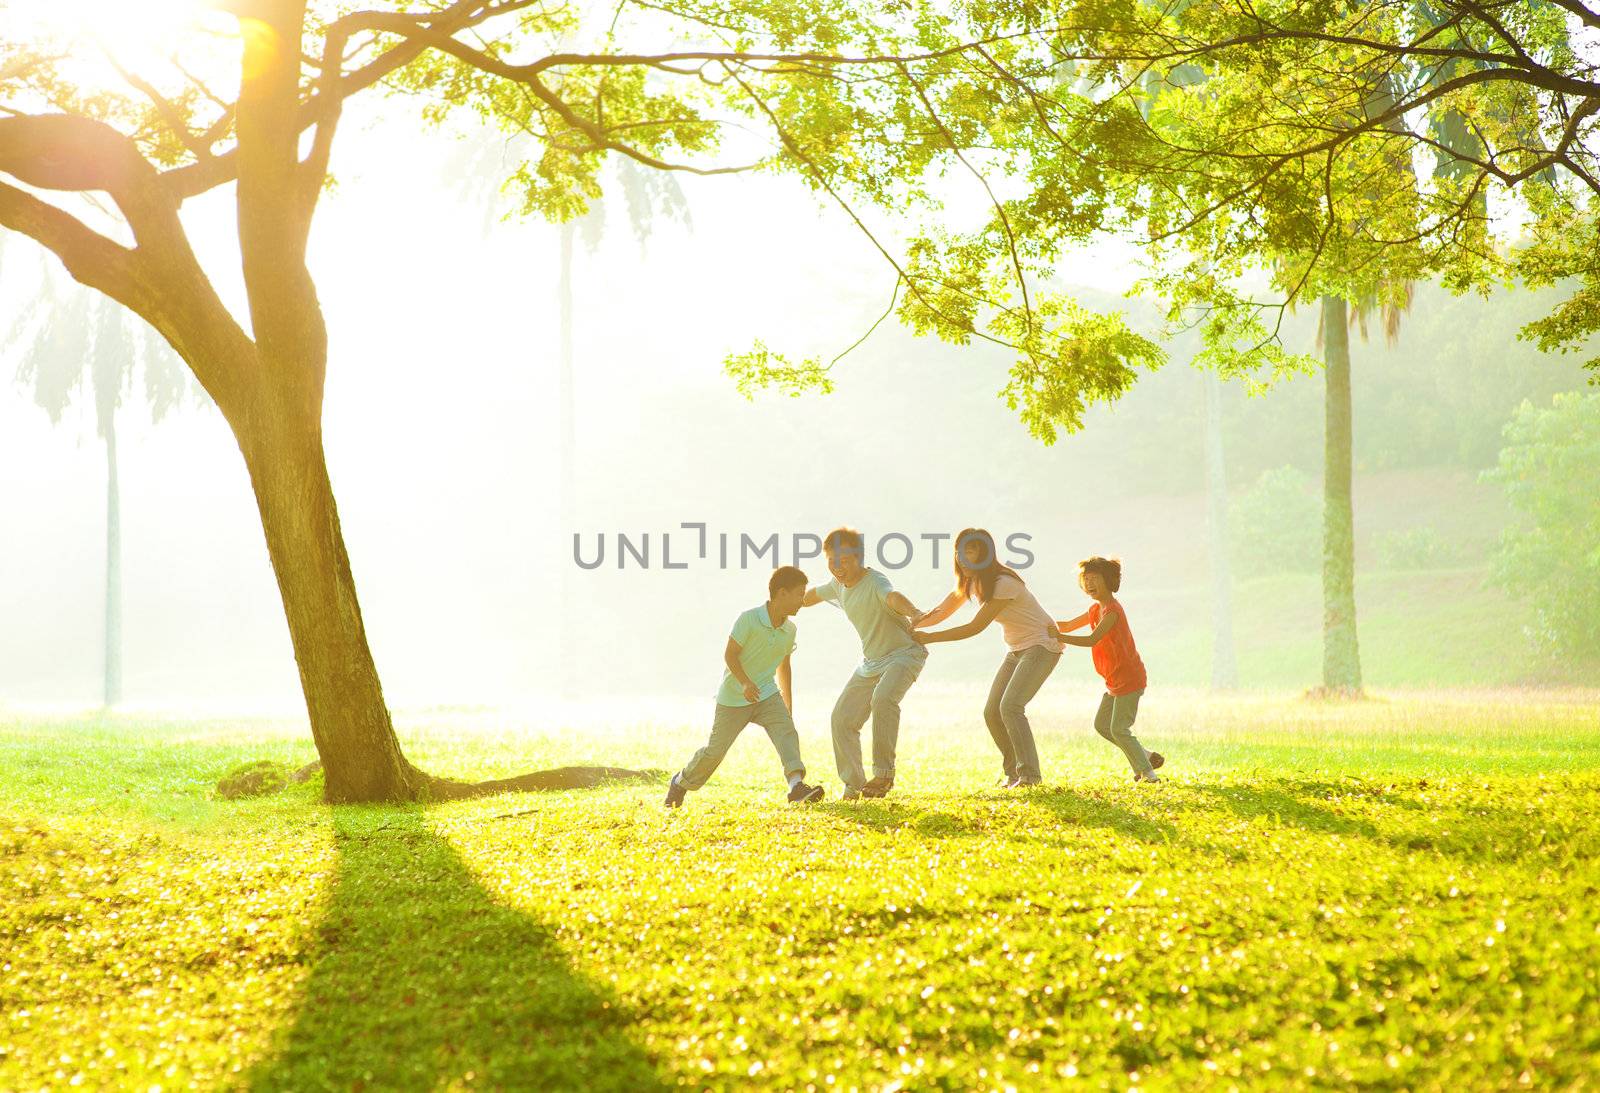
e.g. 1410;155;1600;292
8;0;231;89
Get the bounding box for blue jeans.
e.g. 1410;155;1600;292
830;647;926;792
678;694;805;790
983;646;1060;783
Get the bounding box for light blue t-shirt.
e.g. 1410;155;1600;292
816;568;922;675
715;603;797;707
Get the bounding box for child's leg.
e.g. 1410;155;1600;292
830;669;877;793
1102;691;1154;777
1093;693;1117;742
983;653;1022;780
751;693;805;785
679;703;753;790
997;647;1060;782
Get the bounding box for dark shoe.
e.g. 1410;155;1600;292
788;781;824;804
861;776;894;799
1149;751;1165;770
664;773;687;809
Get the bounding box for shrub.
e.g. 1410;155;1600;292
1230;465;1321;576
1373;527;1466;570
1484;393;1600;661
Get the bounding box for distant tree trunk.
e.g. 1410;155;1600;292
102;408;122;707
1202;370;1238;689
558;220;576;696
1320;295;1362;694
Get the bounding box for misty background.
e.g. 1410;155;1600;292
1;105;1593;719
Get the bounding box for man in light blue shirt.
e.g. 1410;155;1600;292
803;527;929;799
666;566;825;807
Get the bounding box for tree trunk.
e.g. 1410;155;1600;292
558;220;576;697
102;408;122;707
1202;370;1238;689
238;414;417;803
1320;295;1362;694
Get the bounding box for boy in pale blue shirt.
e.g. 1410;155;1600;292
666;567;825;807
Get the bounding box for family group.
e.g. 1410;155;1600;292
663;527;1164;808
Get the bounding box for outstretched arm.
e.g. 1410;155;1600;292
1057;610;1093;634
1060;610;1118;648
916;598;1004;644
885;590;924;620
802;587;825;608
913;589;964;629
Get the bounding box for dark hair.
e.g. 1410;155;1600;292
768;565;808;598
955;528;1020;604
1078;555;1122;593
823;526;864;560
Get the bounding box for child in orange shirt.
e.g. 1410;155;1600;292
1058;556;1166;783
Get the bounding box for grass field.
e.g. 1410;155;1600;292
4;689;1599;1090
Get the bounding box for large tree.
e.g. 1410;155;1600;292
0;1;1159;801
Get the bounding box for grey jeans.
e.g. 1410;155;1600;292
983;646;1061;783
679;693;805;790
1094;690;1154;776
831;647;926;792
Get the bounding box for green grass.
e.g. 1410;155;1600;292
3;691;1599;1089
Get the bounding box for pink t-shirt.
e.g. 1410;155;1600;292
989;574;1063;653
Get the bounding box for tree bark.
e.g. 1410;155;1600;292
236;409;418;803
1202;370;1238;689
102;408;122;707
1320;295;1363;694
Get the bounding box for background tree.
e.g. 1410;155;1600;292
0;1;1159;802
3;248;195;707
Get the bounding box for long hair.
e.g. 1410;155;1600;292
954;528;1020;604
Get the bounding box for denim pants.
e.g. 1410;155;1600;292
983;646;1060;783
1094;690;1154;775
830;646;926;792
679;693;805;790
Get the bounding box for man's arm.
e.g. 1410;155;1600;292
724;638;760;702
1057;610;1093;634
885;590;923;619
913;589;964;629
916;599;1004;644
1060;610;1118;648
777;654;793;712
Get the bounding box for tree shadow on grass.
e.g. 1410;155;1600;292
1192;783;1383;841
246;807;666;1092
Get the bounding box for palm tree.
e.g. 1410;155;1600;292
1314;285;1413;695
5;250;196;707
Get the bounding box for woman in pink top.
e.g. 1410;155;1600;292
913;528;1062;787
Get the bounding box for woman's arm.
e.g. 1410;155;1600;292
1060;610;1118;648
915;598;1005;644
912;589;964;629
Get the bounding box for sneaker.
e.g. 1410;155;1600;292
995;774;1014;788
1006;776;1042;789
664;773;687;808
787;781;825;804
1149;751;1165;770
861;776;894;799
841;788;862;801
1134;771;1162;784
